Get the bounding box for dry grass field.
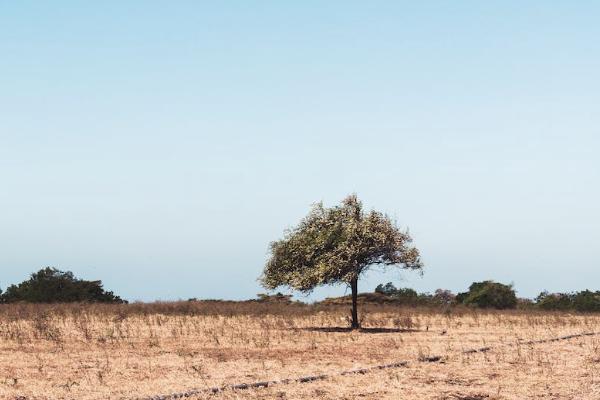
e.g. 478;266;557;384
1;302;600;400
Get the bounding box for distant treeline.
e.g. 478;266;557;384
3;268;600;313
373;281;600;312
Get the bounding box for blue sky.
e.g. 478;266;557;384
1;2;598;301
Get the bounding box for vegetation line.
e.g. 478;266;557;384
138;331;599;400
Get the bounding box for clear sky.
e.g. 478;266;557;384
1;2;598;302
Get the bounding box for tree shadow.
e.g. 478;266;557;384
298;327;421;334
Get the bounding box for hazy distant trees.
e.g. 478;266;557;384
261;194;422;329
1;267;125;304
369;282;600;312
374;282;425;305
256;292;294;303
535;291;573;311
536;290;600;312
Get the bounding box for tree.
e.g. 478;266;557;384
1;267;126;303
456;281;517;309
261;194;422;328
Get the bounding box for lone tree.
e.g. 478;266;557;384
261;194;422;329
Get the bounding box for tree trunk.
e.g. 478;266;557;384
350;276;359;329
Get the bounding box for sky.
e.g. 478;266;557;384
1;1;598;302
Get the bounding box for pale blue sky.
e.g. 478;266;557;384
1;2;598;301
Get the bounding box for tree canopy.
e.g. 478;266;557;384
1;267;125;304
261;194;422;328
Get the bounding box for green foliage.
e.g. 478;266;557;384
262;194;422;328
535;291;573;311
535;290;600;312
374;283;456;306
572;290;600;312
375;282;420;304
456;281;517;309
374;282;402;296
261;194;422;292
1;267;126;304
375;282;416;298
370;284;600;312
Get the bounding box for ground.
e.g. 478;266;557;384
0;302;599;399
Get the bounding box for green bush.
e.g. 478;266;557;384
534;290;600;312
375;282;419;301
375;282;399;296
456;281;517;309
374;282;443;306
535;291;573;311
1;267;125;304
572;290;600;312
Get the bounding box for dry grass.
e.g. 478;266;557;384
0;302;599;399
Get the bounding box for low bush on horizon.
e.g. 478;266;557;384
1;267;125;304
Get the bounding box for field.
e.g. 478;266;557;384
1;302;600;400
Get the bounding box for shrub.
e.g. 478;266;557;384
535;291;573;311
456;281;517;309
1;267;125;304
572;290;600;312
